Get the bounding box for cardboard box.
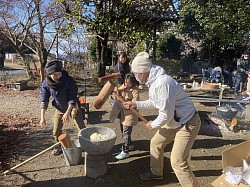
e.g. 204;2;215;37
212;140;250;187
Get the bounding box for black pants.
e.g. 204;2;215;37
235;73;248;92
120;123;133;153
223;70;233;89
0;60;4;71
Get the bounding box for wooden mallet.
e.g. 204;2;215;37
98;73;120;83
112;91;149;124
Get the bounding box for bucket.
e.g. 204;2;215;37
62;139;83;166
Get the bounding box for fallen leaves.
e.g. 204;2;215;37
0;112;39;172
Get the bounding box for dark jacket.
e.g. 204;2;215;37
237;57;250;75
114;61;130;85
40;70;78;113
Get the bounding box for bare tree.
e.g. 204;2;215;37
57;26;88;63
0;0;66;81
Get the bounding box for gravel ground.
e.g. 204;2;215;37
0;72;250;187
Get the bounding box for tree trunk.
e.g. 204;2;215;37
213;37;219;65
152;26;157;61
208;41;214;67
145;41;150;54
14;48;34;79
97;33;109;77
96;36;102;77
208;37;220;66
41;48;48;82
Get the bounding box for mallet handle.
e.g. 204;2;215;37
98;73;120;83
112;92;149;124
3;142;61;175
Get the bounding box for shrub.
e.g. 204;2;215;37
154;59;181;76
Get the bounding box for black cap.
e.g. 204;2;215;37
244;50;250;55
45;60;63;75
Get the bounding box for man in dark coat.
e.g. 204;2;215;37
235;50;250;96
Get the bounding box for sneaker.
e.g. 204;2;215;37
139;171;163;181
52;146;63;156
115;151;129;160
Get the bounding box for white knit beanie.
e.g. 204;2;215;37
131;52;152;73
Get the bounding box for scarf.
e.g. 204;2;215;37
46;70;68;89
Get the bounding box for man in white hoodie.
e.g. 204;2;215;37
123;52;201;187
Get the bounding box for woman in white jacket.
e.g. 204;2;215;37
124;52;201;187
